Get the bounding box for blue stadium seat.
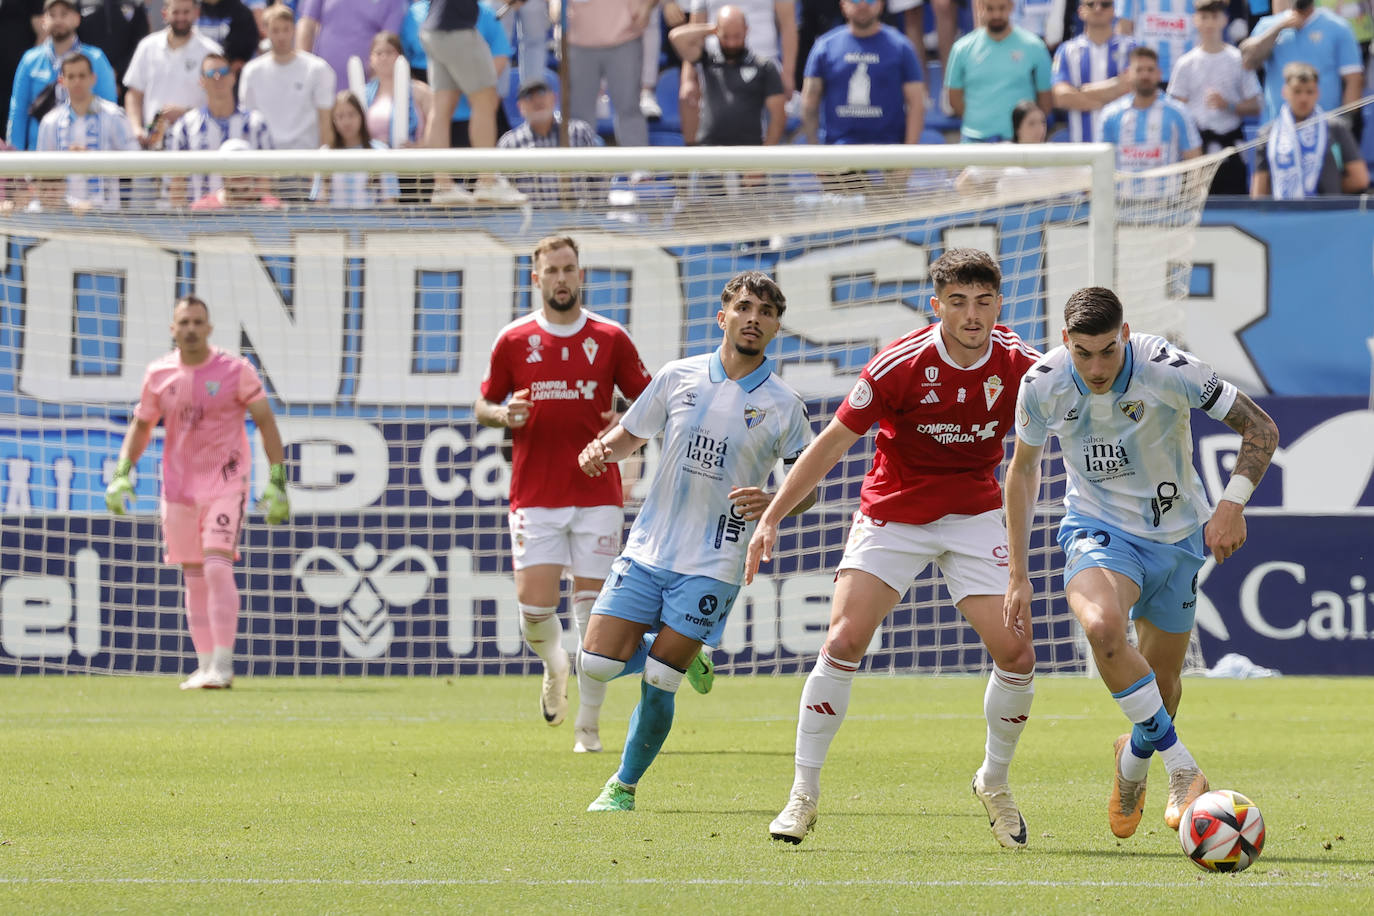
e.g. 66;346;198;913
1048;126;1070;143
922;61;961;134
502;67;561;131
1242;121;1261;186
653;67;682;133
919;127;947;144
648;128;684;146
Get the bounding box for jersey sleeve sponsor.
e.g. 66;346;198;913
1014;361;1054;447
479;331;512;403
620;362;673;440
237;356;266;405
134;361;163;424
613;329;653;400
778;395;814;462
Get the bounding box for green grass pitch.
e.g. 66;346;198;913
2;675;1369;913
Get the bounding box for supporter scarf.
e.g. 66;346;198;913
1267;103;1326;200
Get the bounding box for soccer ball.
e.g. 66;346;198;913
1177;789;1266;873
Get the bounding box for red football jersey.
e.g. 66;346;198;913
481;310;652;510
835;323;1041;525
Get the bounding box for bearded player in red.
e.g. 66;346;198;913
476;236;655;753
747;248;1043;848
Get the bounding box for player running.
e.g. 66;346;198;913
1003;286;1278;838
747;248;1042;848
576;270;815;812
106;295;289;689
476;236;655;753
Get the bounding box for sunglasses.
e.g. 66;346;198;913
202;65;232;79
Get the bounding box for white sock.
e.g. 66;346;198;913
793;650;859;802
519;604;567;671
210;646;233;679
1158;739;1197;774
196;653;212;673
977;664;1034;788
571;590;605;730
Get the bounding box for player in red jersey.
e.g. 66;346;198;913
745;249;1043;848
476;235;654;753
105;295;289;690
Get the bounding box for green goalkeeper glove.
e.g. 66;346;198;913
261;463;289;525
105;458;134;515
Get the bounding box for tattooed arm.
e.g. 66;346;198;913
1204;391;1280;564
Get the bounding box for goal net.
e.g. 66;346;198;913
0;144;1219;677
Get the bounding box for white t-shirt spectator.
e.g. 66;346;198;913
123;30;224;126
239;51;337;149
1166;44;1260;135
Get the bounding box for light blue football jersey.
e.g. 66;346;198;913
619;350;813;584
1015;332;1238;542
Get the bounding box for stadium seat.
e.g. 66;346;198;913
919;127;947;144
502;67;561;131
1242;121;1260;187
653;67;682;134
922;61;961;134
648;128;684;146
1049;126;1070;143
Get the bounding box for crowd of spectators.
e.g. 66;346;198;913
2;0;1371;209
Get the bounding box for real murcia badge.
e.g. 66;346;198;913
582;337;599;364
983;375;1003;410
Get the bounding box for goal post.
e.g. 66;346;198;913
0;143;1217;677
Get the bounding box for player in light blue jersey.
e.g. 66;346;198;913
1003;287;1278;840
576;271;816;812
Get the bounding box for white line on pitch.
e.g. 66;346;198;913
0;877;1337;889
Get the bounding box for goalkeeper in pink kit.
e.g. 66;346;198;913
106;295;289;689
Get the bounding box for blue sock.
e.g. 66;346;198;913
618;634;653;678
615;679;676;786
1128;728;1154;759
1112;673;1177;751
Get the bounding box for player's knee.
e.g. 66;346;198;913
822;623;871;663
643;656;684;694
578;648;625;683
993;641;1036;675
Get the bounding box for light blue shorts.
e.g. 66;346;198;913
1057;512;1205;634
591;556;740;646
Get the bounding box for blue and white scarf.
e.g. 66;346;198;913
1267;104;1326;200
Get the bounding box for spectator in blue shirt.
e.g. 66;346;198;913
1241;0;1363;124
7;0;119;150
801;0;925;144
946;0;1053;142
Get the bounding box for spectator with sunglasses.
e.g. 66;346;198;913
165;52;273;207
1052;0;1136;143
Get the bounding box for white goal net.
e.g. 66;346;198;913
0;144;1219;677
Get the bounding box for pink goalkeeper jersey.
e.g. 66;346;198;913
135;346;266;504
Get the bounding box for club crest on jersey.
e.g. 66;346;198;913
204;380;220;396
526;334;543;363
582;337;599;365
1120;400;1145;423
743;404;767;429
983;375;1003;410
924;366;940;384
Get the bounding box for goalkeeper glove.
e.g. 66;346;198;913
261;463;290;525
105;458;134;515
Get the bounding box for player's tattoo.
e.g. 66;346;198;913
1221;391;1279;487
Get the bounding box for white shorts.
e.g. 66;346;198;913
836;509;1009;606
508;505;623;579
